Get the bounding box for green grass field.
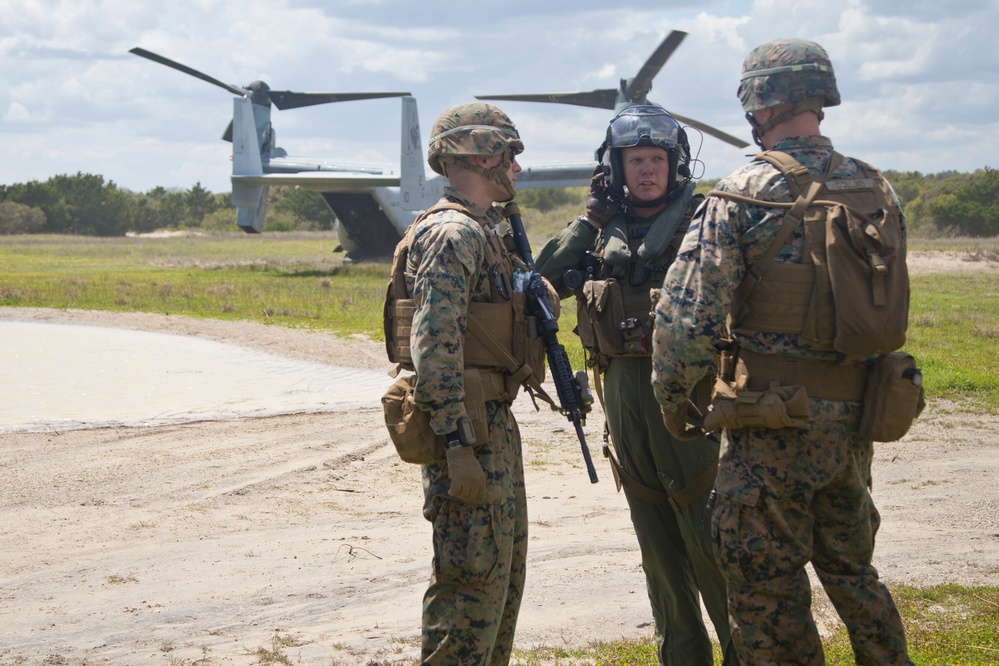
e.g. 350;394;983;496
2;231;996;411
2;230;998;664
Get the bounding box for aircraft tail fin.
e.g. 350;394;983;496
231;96;267;232
399;95;428;211
235;187;268;233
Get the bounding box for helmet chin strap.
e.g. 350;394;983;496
447;153;517;202
747;100;825;148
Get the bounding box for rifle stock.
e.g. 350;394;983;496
504;202;598;484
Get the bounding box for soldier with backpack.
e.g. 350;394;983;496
650;38;918;665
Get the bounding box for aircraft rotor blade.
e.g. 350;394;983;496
476;90;618;110
129;47;248;97
669;111;751;149
626;30;687;102
268;91;411;111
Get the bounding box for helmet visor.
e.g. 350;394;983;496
608;107;680;149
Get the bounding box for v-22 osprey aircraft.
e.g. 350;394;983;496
131;30;748;261
130;47;591;260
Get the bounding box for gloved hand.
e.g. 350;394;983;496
662;399;706;441
584;165;619;229
446;446;487;504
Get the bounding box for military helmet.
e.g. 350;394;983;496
596;105;691;204
738;38;841;113
427;102;524;177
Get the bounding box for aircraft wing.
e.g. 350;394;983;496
516;163;596;190
231;171;401;192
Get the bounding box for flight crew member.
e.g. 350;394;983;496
650;38;914;665
384;102;549;665
534;105;737;666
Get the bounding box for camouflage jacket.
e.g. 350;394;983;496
406;187;509;435
650;135;903;413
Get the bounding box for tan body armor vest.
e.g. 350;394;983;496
726;151;906;356
710;150;908;402
383;201;546;404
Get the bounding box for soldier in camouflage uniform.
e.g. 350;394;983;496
650;39;913;665
535;106;737;666
404;103;534;665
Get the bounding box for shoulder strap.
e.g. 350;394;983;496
709;151;843;332
389;200;479;300
416;200;476;225
755;150;815;199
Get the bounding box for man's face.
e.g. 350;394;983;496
622;145;670;202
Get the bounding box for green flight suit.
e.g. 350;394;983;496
536;202;737;666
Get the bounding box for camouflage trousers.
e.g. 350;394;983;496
712;398;912;666
420;401;527;666
603;356;737;666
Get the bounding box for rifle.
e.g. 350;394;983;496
503;202;598;484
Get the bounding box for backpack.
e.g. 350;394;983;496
713;150;909;357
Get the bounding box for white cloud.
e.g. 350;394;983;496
4;102;32;122
0;0;995;192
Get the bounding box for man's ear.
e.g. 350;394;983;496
476;154;502;169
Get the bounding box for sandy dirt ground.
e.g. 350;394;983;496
1;251;997;665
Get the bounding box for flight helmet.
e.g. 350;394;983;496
738;38;840;145
596;105;691;208
427;102;524;200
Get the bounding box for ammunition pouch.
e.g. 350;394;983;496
382;374;442;464
381;367;508;465
858;351;926;442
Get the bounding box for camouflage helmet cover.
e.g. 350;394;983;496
427;102;524;176
738;38;841;113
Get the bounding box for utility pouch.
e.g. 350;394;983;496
581;278;627;356
858;351;925;442
381;370;494;465
382;374;444;464
704;378;810;431
574;296;600;355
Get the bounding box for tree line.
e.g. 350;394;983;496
1;167;997;237
0;174;334;236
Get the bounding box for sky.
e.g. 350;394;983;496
2;0;998;195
